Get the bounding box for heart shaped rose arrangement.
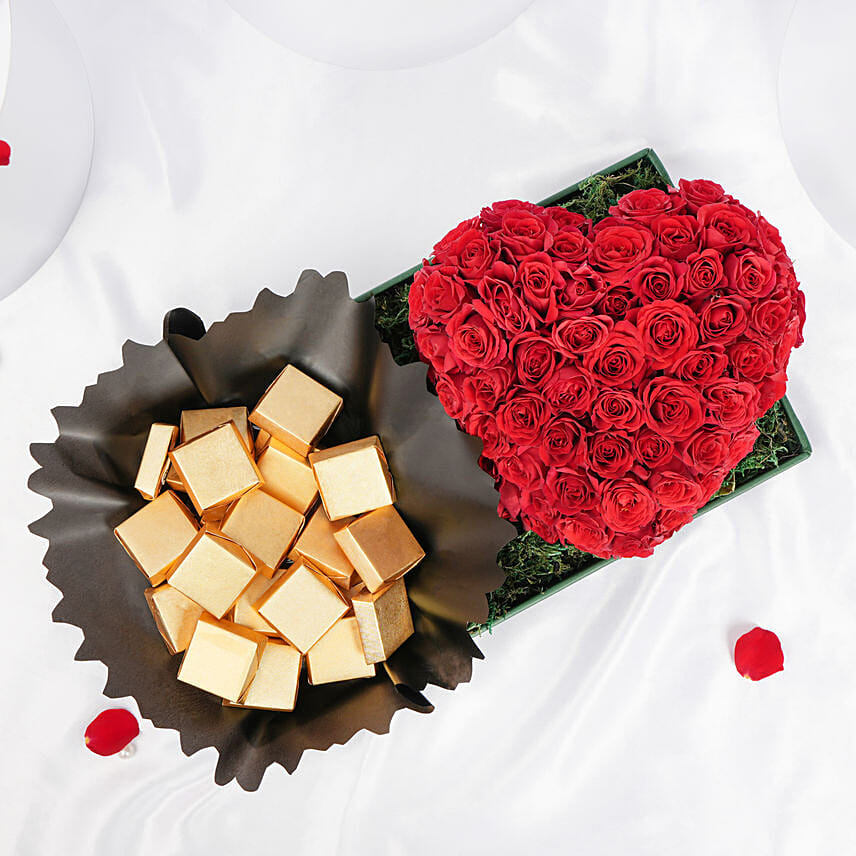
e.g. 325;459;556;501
408;180;805;559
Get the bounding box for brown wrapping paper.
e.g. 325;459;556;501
28;271;513;790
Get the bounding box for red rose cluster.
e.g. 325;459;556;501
408;180;805;558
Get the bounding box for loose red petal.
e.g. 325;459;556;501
84;709;139;756
734;626;784;681
0;140;10;166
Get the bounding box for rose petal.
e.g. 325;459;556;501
734;626;784;681
84;708;139;756
0;140;10;166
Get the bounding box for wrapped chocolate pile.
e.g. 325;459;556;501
115;364;424;710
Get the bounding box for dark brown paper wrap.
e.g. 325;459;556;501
29;271;513;790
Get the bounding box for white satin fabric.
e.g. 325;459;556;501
1;1;854;853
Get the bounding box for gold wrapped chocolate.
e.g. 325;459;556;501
255;559;348;652
306;616;375;685
333;505;425;593
231;570;285;634
309;436;395;521
256;438;318;515
254;428;271;455
164;463;185;493
144;583;205;655
180;406;253;452
291;505;356;589
114;490;199;585
228;639;302;711
178;615;266;703
169;422;262;515
167;528;257;619
134;423;177;500
220;487;303;572
351;578;413;664
250;364;342;456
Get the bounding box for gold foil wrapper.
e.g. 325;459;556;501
180;406;253;452
334;505;425;593
134;423;177;501
144;583;205;655
291;505;356;589
255;438;318;515
114;490;199;585
231;569;286;634
167;528;257;619
169;422;262;515
351;578;413;664
230;639;302;711
255;559;348;652
178;615;266;703
309;436;395;521
164;462;185;493
306;616;375;685
249;364;342;456
220;487;304;571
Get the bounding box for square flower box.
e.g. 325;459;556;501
358;149;812;633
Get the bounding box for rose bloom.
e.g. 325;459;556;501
628;255;685;303
551;227;591;265
545;466;598;513
543;365;596;417
697;202;758;250
462;365;513;413
440;227;492;280
757;370;788;414
704;378;762;429
496;206;556;255
497;478;525;521
411;264;472;324
749;289;791;341
433;372;471;422
670;345;728;384
560;511;610;556
600;477;657;533
554;264;604;315
634;427;675;471
480;200;542;231
684;249;725;297
642;377;705;440
698;295;750;344
588;431;634;478
496;390;550;446
652;214;701;261
609;188;685;223
724;250;776;300
539;416;585;467
591;388;644;431
414;326;460;374
511;332;557;387
516;252;567;323
633;299;699;369
597;284;637;318
650;469;703;511
728;336;775;383
583;321;647;387
446;301;508;369
678;178;727;212
590;223;654;276
722;427;759;471
552;314;614;357
494;448;545;490
681;427;732;474
464;410;510;461
655;507;694;538
431;217;478;260
478;264;538;336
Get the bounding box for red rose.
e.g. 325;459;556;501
432;217;478;259
634;428;675;470
480;199;542;231
650;469;703;510
539;417;585;467
495;448;545;490
588;431;634;478
561;512;610;555
412;264;472;324
722;427;759;471
698;295;750;344
552;315;614;357
704;378;761;429
681;427;732;473
478;264;538;336
510;332;558;387
678;178;727;212
517;252;567;323
497;479;524;520
725;251;776;300
642;377;705;440
727;336;774;383
446;301;508;369
670;345;727;384
655;507;694;537
546;467;598;513
433;372;471;422
591;388;643;431
554;264;604;315
543;365;596;417
590;223;654;276
550;208;590;232
597;284;637;318
583;321;647;387
749;289;790;341
684;249;725;298
610;188;685;223
496;390;550;445
652;214;701;261
757;370;787;413
495;207;556;255
633;299;699;369
697;202;758;250
600;477;657;533
464;411;510;461
462;366;513;413
551;228;591;265
414;326;460;374
628;255;685;303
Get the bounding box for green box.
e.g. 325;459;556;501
357;148;812;632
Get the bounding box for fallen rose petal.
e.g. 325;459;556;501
0;140;10;166
734;626;784;681
84;708;139;756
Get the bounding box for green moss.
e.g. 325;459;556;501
557;159;667;220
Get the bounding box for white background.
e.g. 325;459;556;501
2;1;855;853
